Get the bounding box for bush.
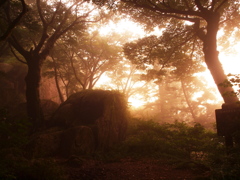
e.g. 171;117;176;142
120;120;216;160
0;107;30;149
115;119;240;179
206;145;240;180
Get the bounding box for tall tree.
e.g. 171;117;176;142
119;0;240;105
7;0;98;131
45;30;120;102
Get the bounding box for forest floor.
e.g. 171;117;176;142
58;157;210;180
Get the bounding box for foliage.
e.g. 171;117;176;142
120;120;216;159
0;108;29;149
44;30;121;100
0;71;28;148
123;32;220;123
219;73;240;99
206;144;240;180
103;119;240;179
119;0;240;104
0;102;64;180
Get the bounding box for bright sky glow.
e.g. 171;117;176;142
219;42;240;74
98;19;145;40
128;95;146;108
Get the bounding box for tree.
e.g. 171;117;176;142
7;0;99;131
119;0;240;105
44;30;120;102
123;32;221;123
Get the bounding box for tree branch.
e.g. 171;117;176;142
8;35;28;57
35;0;49;53
215;0;228;12
194;0;205;12
36;0;47;26
9;44;27;64
0;0;28;41
124;0;204;18
69;51;85;88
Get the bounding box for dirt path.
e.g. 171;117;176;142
61;158;208;180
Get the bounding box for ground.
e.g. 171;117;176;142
59;157;209;180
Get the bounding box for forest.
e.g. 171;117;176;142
1;0;240;179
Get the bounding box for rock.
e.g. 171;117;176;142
31;90;129;157
59;126;95;157
48;103;75;127
28;126;95;158
28;128;63;157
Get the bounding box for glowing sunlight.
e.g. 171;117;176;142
128;95;146;108
219;42;240;75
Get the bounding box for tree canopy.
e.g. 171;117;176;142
118;0;240;104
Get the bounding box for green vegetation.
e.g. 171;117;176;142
0;107;65;180
104;119;240;180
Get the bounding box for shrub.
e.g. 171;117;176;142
120;120;216;160
0;107;30;149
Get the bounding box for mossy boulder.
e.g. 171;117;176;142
31;90;129;157
51;90;129;151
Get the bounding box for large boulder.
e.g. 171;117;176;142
30;90;129;157
51;90;129;151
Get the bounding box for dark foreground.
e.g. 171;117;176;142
60;158;209;180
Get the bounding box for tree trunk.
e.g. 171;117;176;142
53;57;64;103
203;13;239;104
181;79;197;121
158;81;167;120
25;53;44;131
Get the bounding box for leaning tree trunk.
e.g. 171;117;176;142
25;52;44;131
203;13;239;105
203;13;240;148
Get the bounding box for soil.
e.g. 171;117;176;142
59;157;210;180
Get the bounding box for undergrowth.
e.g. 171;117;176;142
0;107;65;180
104;119;240;180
